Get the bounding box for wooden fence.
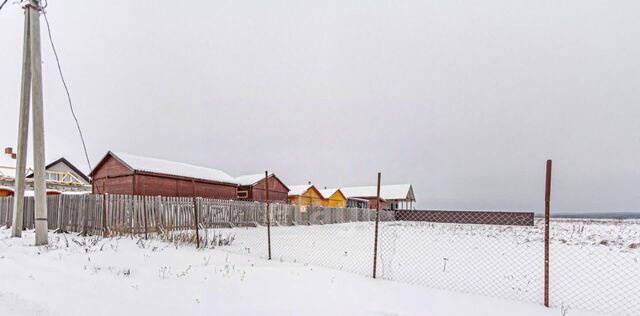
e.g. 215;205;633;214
0;194;104;235
0;194;389;236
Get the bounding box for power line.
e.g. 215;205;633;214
0;0;8;12
41;8;93;173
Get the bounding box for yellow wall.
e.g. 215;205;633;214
323;191;347;208
289;188;325;206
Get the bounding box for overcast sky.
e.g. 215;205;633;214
1;1;638;212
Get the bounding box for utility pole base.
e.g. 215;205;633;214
35;220;48;246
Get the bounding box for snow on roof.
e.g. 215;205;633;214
0;188;90;196
0;166;15;179
318;188;340;199
0;154;17;179
23;189;62;196
340;184;415;201
287;185;313;196
111;152;237;185
235;173;272;186
0;186;14;192
61;190;92;195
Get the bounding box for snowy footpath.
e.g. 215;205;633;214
0;229;605;316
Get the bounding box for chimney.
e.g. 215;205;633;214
4;147;12;155
11;153;17;159
308;181;311;185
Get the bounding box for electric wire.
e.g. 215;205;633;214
41;7;93;174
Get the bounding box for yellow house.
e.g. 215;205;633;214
319;188;347;208
288;185;325;206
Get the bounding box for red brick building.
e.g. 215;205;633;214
235;173;289;202
90;152;238;199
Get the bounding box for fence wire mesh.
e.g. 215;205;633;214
377;215;544;305
205;205;393;276
1;195;639;316
549;218;640;316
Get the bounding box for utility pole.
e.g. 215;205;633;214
11;2;32;238
12;0;48;246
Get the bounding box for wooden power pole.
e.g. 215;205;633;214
11;0;48;246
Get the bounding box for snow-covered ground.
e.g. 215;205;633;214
0;228;610;316
203;219;640;316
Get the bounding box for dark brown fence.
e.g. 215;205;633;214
394;210;534;226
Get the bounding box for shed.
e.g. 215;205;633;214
235;173;289;202
89;151;237;199
318;188;347;208
287;184;324;206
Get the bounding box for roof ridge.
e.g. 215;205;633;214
110;151;237;185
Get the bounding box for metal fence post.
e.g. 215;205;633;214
265;171;272;260
193;196;200;248
372;172;381;279
544;159;552;307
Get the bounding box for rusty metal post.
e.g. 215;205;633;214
544;159;552;307
192;180;200;248
193;196;200;248
265;171;272;260
372;172;381;278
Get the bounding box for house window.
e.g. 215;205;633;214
46;172;59;181
237;191;249;199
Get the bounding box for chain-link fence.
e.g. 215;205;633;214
211;207;639;316
376;214;544;305
548;218;640;316
1;194;638;315
200;205;394;276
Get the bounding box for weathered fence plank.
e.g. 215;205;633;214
0;194;382;236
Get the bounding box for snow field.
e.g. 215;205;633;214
0;228;608;316
206;219;640;316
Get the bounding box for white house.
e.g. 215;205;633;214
339;184;416;210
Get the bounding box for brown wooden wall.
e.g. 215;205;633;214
135;175;236;198
92;155;134;195
366;198;389;210
92;156;132;179
239;176;289;202
93;176;134;195
92;156;237;199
